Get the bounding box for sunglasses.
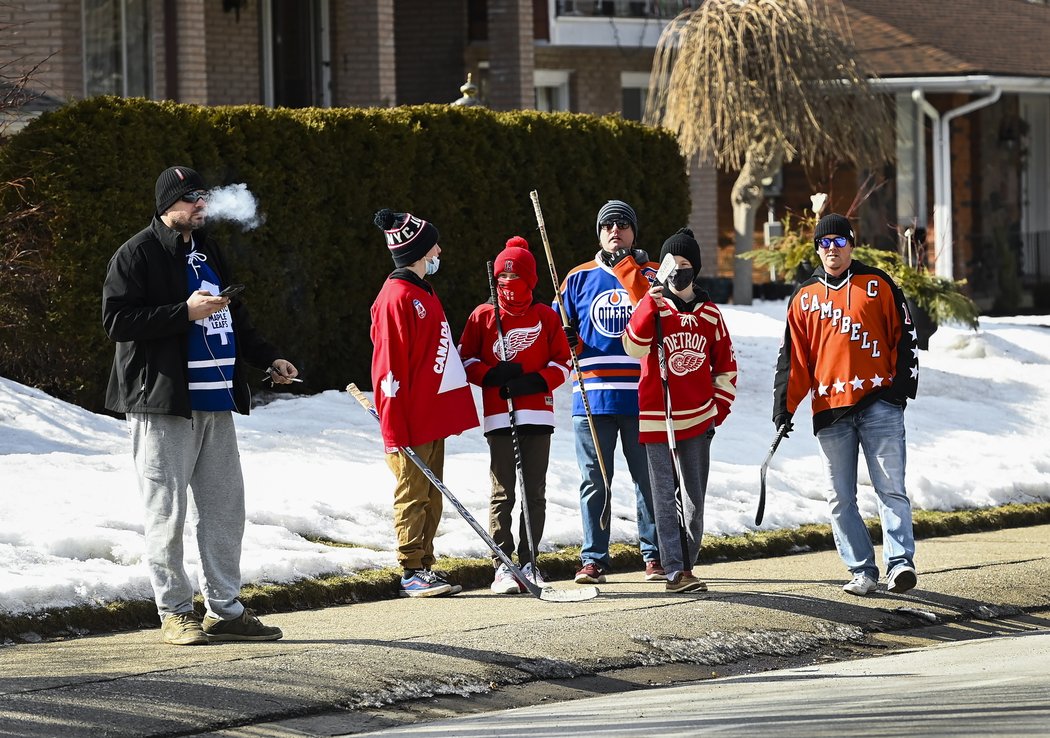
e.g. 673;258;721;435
817;236;850;249
181;190;208;203
600;219;632;231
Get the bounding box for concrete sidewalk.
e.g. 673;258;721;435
2;525;1049;738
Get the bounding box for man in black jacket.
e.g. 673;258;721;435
102;166;297;645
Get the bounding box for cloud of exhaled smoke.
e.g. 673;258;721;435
204;183;265;231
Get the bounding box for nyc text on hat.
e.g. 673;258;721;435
374;208;440;267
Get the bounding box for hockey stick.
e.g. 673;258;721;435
529;189;612;530
653;254;692;571
346;383;599;602
486;262;540;584
756;423;791;526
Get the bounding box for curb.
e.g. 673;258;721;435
3;502;1049;644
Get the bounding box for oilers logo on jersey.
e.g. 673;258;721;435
589;288;633;338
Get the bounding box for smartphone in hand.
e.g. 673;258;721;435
218;284;245;298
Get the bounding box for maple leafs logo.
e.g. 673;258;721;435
380;371;400;398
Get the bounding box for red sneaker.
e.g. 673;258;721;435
644;560;666;581
574;562;607;584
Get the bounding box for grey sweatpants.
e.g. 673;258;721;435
128;411;246;620
645;431;713;580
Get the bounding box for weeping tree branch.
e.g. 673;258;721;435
645;0;894;304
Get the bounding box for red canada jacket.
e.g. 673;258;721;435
370;271;479;452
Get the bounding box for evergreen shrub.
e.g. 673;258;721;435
0;98;689;411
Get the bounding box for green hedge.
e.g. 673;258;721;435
0;97;689;411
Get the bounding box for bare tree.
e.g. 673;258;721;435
646;0;893;304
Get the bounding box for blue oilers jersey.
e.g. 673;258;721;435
555;253;658;416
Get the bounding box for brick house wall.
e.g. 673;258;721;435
203;1;261;105
333;0;396;107
1;1;84;101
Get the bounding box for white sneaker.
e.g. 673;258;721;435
843;573;878;596
520;562;547;587
490;563;523;594
887;564;918;594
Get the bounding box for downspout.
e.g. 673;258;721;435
912;87;1002;280
912;89;943;273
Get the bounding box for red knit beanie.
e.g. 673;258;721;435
493;236;537;289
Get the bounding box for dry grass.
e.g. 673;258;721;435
4;503;1049;643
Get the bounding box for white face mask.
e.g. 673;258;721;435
425;254;440;276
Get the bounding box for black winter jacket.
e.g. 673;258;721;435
102;216;280;418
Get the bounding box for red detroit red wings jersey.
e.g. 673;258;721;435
623;295;738;443
370;275;479;451
459;302;571;433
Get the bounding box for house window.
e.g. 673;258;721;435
82;0;152;98
261;0;331;108
621;71;649;121
535;69;570;112
555;1;691;18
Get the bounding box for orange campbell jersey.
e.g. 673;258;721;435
773;260;918;433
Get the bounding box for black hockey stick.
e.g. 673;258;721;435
757;423;791;526
487;262;540;583
653;254;692;571
347;383;599;602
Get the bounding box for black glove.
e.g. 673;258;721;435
563;324;579;351
499;372;548;399
773;412;794;438
483;361;523;387
608;248;650;268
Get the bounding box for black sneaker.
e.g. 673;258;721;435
202;608;283;641
428;569;463;595
400;569;453;597
887;564;918;594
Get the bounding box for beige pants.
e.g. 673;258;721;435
385;439;444;571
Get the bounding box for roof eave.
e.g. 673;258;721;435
869;75;1050;94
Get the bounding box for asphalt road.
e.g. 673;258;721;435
2;525;1049;738
350;630;1050;737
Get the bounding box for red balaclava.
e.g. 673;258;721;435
494;236;537;316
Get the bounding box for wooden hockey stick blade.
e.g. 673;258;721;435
540;585;599;602
656;252;677;285
347;383;600;603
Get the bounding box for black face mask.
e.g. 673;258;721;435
670;268;695;291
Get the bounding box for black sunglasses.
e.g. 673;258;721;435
817;236;850;249
181;190;208;203
600;219;632;231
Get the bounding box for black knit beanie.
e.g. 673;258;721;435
595;200;638;238
659;227;702;272
374;208;440;267
155;166;207;215
813;213;855;249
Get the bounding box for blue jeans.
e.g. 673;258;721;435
815;400;915;579
573;414;659;570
